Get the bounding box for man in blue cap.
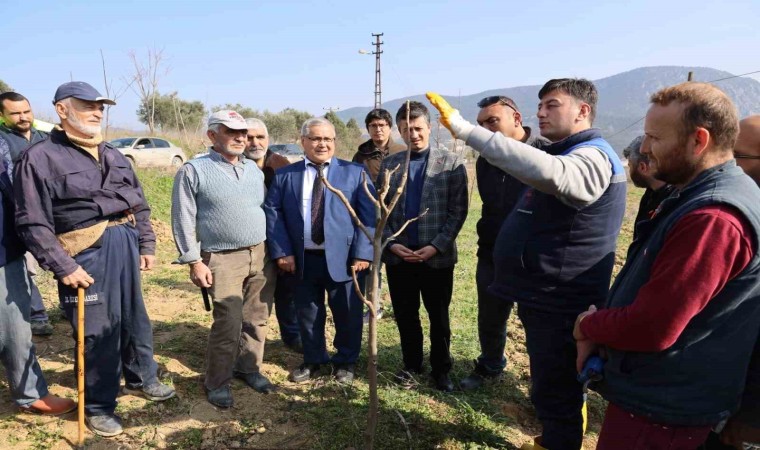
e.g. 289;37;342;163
14;81;174;437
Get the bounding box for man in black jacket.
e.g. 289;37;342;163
460;95;549;391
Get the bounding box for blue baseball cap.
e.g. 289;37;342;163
52;81;116;105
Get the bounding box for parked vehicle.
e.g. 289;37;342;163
109;137;186;169
268;143;304;163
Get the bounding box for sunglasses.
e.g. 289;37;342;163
477;96;518;113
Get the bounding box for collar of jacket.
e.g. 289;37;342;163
543;128;602;156
357;138;390;157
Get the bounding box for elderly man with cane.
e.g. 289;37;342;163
13;81;174;438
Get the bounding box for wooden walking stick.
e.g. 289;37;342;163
77;286;85;448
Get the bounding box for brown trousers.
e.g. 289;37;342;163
202;243;275;390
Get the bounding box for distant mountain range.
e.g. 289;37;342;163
336;66;760;153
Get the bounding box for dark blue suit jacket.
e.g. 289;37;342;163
264;158;376;283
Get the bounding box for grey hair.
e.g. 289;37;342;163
300;117;335;137
207;123;222;134
623;135;647;163
245;117;268;135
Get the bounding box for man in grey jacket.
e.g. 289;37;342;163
429;79;626;450
172;110;275;408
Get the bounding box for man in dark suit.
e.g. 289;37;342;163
377;101;469;392
264;117;376;384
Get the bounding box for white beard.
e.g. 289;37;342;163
67;112;101;137
245;148;266;160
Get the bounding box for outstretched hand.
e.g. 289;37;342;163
426;92;474;140
426;92;457;132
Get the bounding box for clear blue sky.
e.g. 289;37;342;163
4;0;759;130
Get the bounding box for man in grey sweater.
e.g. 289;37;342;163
171;110;275;408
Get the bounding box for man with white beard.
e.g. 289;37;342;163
13;81;174;437
172;111;276;408
243;118;302;352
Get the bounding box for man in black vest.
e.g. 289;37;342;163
460;95;549;391
0;92;51;336
622;135;675;240
428;79;626;450
574;83;760;450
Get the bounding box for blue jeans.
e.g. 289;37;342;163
26;253;48;322
518;304;584;450
0;257;48;406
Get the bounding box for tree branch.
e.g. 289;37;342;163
350;266;372;310
319;174;373;242
382;208;428;248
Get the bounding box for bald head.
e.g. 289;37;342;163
736;115;760;184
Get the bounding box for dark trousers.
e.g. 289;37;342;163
58;224;158;416
475;256;513;375
274;272;300;345
295;251;364;366
517;304;584;450
386;262;454;375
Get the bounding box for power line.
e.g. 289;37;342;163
608;68;760;139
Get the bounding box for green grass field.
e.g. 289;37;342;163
0;167;643;450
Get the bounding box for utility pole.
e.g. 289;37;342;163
371;33;383;109
323;106;341;113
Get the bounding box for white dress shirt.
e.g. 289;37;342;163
302;158;332;250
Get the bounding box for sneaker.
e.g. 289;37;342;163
334;365;355;385
30;320;53;336
206;385;233;408
86;414;124;437
21;394;76;416
289;364;320;383
235;371;276;394
123;381;175;402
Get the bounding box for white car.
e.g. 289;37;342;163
109;137;186;169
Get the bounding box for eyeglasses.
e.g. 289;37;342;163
368;123;389;129
305;136;335;144
735;152;760;160
477;96;518;113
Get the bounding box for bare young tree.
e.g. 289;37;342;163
319;102;426;450
127;47;168;134
99;49;133;139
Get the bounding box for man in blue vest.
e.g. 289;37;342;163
0;91;51;336
428;78;626;450
574;83;760;450
172;110;276;408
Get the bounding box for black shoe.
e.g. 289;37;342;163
30;320;53;336
394;368;422;389
334;365;355;385
459;361;502;391
235;371;276;394
290;364;320;383
433;373;454;392
206;385;233;408
284;338;304;354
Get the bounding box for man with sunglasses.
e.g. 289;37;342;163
428;78;626;450
459;96;549;391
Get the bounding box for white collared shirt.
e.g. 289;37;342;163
302;158;332;250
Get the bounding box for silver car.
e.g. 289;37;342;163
109;137;186;169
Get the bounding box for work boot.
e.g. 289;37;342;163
30;320;53;336
86;414;124;437
21;394;76;415
235;371;276;394
123;381;175;401
206;385;233;408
